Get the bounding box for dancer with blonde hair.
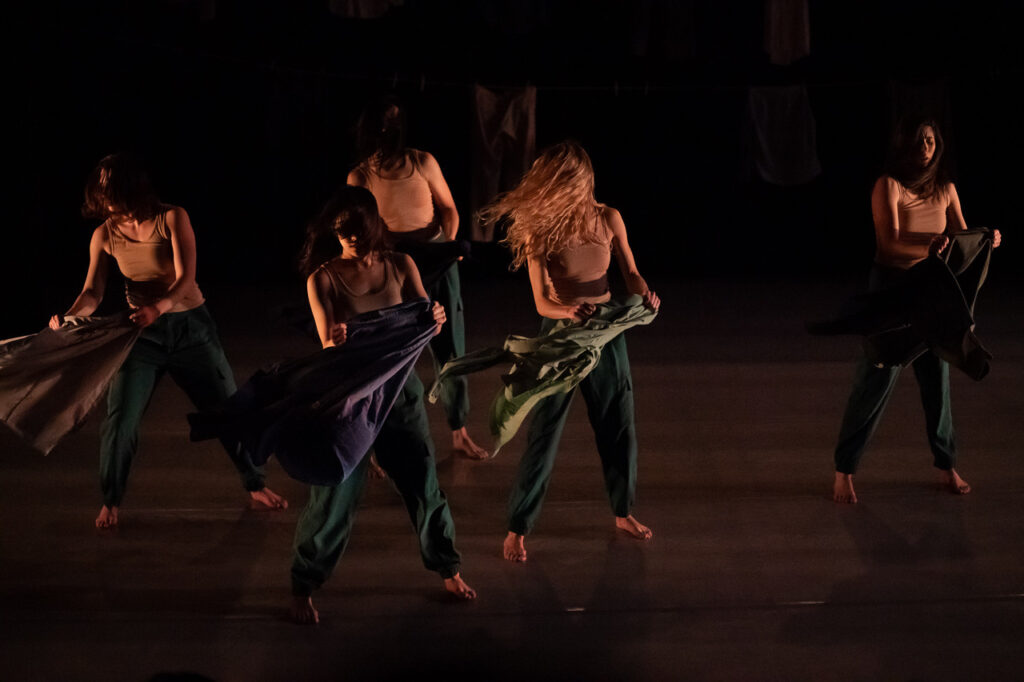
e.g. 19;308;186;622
480;141;660;562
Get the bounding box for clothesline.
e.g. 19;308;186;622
62;24;985;97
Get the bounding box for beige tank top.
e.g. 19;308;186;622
362;154;435;232
317;254;404;317
105;207;205;312
546;217;613;305
876;180;951;269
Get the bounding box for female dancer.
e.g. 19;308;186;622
291;185;475;624
53;153;286;527
348;97;489;460
480;141;660;562
832;119;1001;503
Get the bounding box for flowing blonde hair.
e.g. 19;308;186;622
480;141;603;270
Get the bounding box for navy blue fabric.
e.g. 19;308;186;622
189;300;436;486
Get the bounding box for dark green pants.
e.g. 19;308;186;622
508;321;638;535
290;373;461;596
428;263;469;431
833;265;957;474
100;305;265;507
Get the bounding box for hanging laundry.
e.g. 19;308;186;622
764;0;810;65
748;84;822;186
328;0;402;19
470;85;537;242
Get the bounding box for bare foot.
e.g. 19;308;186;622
833;472;857;504
452;427;490;460
615;515;653;540
940;469;971;495
95;505;119;529
290;595;319;625
368;455;387;480
503;532;527;562
443;573;477;600
250;487;289;510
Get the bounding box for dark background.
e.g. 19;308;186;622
6;0;1022;337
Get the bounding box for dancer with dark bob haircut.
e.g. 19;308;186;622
290;185;476;624
480;141;660;562
831;119;1002;503
348;96;490;461
53;153;287;528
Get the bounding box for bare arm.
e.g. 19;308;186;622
945;183;1001;247
395;253;446;333
53;226;110;327
417;151;459;240
307;269;346;349
607;207;660;310
347;168;368;188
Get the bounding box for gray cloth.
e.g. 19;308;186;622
0;313;141;455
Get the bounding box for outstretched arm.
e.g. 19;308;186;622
607;207;660;311
52;226;110;328
417;151;459;240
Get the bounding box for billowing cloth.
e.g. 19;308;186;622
808;229;994;380
0;313;141;455
471;85;537;242
188;300;436;486
747;85;822;186
429;295;657;453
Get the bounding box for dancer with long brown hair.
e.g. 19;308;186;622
480;141;660;562
831;119;1002;503
53;153;287;528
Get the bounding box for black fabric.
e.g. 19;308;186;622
808;229;994;380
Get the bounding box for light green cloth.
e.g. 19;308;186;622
428;295;657;454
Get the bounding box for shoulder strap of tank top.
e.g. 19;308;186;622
152;208;169;240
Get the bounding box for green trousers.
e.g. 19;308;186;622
291;372;461;596
508;320;638;535
833;265;957;474
428;264;469;431
100;305;265;507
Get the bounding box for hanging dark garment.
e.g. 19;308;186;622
0;313;141;455
808;229;994;380
189;300;436;486
764;0;810;65
747;85;822;186
470;85;537;242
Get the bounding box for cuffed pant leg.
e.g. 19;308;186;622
100;343;163;508
167;307;266;492
912;352;957;470
579;334;638;518
290;458;370;597
833;358;902;474
374;373;461;579
507;387;575;536
428;264;469;431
